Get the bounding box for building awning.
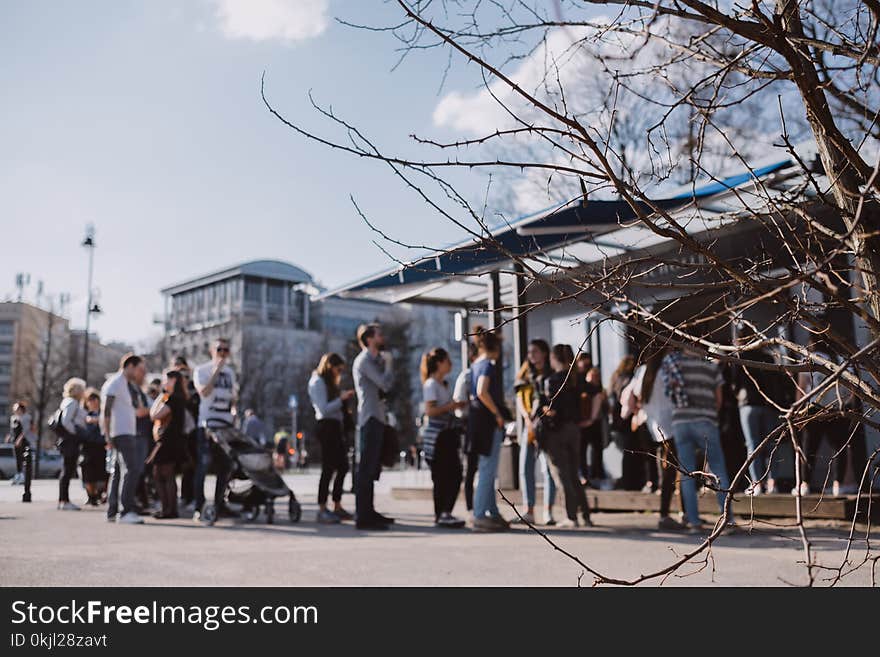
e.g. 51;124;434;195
318;157;796;306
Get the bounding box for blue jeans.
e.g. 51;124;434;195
672;419;730;526
356;418;385;520
473;428;504;519
106;435;142;519
739;405;782;484
519;439;556;509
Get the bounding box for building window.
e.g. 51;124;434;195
0;343;11;355
244;279;262;303
0;382;8;396
0;363;10;376
0;321;13;336
267;282;284;305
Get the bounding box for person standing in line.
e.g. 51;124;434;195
580;366;607;487
540;344;593;528
308;352;355;524
608;356;640;490
148;369;188;519
469;329;511;532
421;347;467;528
172;356;199;509
453;340;479;512
661;348;734;532
624;349;686;530
192;338;238;521
351;323;396;530
79;389;107;506
732;329;794;495
796;335;866;496
102;354;146;524
7;402;33;485
514;339;557;525
131;372;153;513
57;377;87;510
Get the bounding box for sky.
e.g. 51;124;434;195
0;0;499;346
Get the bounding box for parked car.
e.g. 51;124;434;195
0;444;64;479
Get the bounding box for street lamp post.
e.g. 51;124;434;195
82;225;98;383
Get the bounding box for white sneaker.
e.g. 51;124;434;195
744;484;762;497
791;481;810;496
832;480;841;497
118;512;144;524
58;502;80;511
557;518;578;528
512;511;535;525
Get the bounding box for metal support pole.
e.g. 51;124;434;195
82;228;96;383
22;443;32;503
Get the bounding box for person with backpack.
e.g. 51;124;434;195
55;377;87;510
421;347;467;528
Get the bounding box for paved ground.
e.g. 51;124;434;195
1;472;875;587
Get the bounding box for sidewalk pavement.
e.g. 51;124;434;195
0;472;874;586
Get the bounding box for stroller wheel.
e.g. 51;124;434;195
244;506;260;523
289;496;301;523
200;504;217;526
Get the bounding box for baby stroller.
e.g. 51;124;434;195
200;420;302;526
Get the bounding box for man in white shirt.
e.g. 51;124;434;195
102;354;147;524
192;338;238;520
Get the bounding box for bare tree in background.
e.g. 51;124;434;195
262;0;880;585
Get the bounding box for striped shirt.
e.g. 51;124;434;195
662;352;722;425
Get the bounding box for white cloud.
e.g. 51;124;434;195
209;0;329;43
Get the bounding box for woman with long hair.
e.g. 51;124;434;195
421;347;467;528
57;377;87;511
608;355;642;489
468;328;511;531
628;349;686;530
79;388;108;506
541;344;592;527
514;339;557;525
149;369;188;518
308;353;355;523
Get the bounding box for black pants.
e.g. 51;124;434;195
464;451;479;511
579;424;605;481
656;439;681;518
14;440;27;474
179;430;197;504
428;429;463;519
803;415;867;490
58;452;79;503
317;419;349;506
355;418;384;520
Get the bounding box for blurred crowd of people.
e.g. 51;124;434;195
5;321;874;534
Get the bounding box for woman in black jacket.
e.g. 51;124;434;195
541;344;592;528
79;389;108;506
148;370;188;519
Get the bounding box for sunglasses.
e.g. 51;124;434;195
216;347;230;354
